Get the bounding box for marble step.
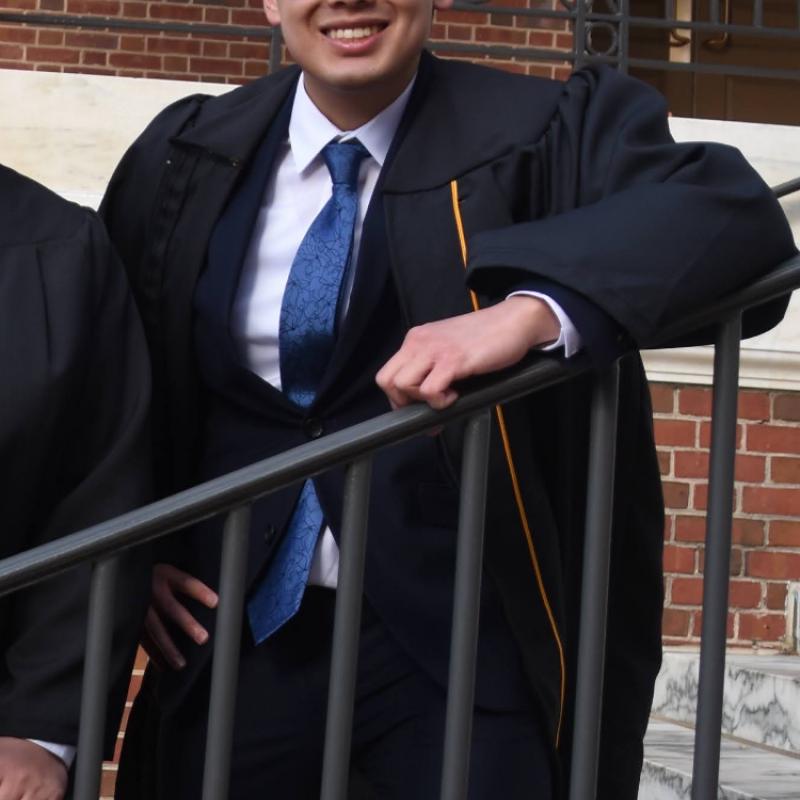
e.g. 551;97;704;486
651;651;800;755
639;718;800;800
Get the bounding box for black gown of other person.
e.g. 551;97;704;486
0;165;151;758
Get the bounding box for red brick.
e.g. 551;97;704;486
437;10;488;24
121;1;147;17
747;425;800;454
40;0;64;9
774;393;800;422
732;518;765;547
766;582;788;610
134;647;148;670
657;450;671;475
476;27;527;44
675;450;708;479
189;57;243;75
82;50;108;66
663;515;674;542
0;27;37;44
446;24;473;40
230;8;268;25
150;3;204;21
37;30;64;46
0;44;24;59
26;46;80;63
728;580;762;609
682;452;764;485
738;391;770;421
742;486;800;516
163;55;188;71
699;421;744;449
100;764;117;797
146;37;202;55
679;387;712;417
0;0;35;8
663;544;696;573
64;31;119;49
735;454;767;483
692;610;734;638
747;551;800;580
671;576;703;605
654;419;696;447
771;457;800;484
66;0;120;13
675;515;706;543
769;520;800;547
528;31;555;48
738;612;785;641
202;40;229;57
205;7;230;23
120;36;145;52
663;481;690;509
662;607;691;636
229;41;268;59
0;60;31;69
555;32;573;49
109;52;161;69
698;546;743;576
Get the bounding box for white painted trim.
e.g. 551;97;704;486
643;346;800;391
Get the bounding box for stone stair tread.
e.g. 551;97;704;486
652;651;800;755
640;719;800;800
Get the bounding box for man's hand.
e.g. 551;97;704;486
376;295;560;410
0;738;67;800
142;564;218;670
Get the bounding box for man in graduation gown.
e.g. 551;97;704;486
0;165;152;798
99;0;797;796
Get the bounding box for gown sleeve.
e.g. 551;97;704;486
466;64;797;350
0;189;152;754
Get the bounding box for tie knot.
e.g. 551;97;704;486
322;140;369;190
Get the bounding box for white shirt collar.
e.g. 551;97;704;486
289;74;415;173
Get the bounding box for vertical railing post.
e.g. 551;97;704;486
320;457;373;800
568;362;620;800
691;314;742;800
73;556;121;800
202;505;251;800
440;410;492;800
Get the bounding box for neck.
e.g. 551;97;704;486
303;68;417;131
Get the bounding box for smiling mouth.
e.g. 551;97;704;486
324;24;386;41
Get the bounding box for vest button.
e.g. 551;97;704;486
304;417;324;439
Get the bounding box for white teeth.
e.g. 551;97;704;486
327;26;380;40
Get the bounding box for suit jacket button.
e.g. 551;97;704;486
304;417;324;439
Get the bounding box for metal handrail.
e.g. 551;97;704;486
0;252;796;798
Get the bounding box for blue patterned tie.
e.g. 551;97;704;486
247;140;368;644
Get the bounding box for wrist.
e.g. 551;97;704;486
505;295;560;349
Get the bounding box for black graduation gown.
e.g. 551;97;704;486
0;165;152;754
99;53;797;799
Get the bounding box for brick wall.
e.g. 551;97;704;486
0;0;571;81
653;382;800;649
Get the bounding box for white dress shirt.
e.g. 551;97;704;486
232;74;580;589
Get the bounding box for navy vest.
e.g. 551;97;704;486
188;97;532;712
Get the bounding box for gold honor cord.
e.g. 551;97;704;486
448;179;566;746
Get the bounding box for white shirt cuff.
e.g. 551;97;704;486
507;290;583;358
27;739;75;768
